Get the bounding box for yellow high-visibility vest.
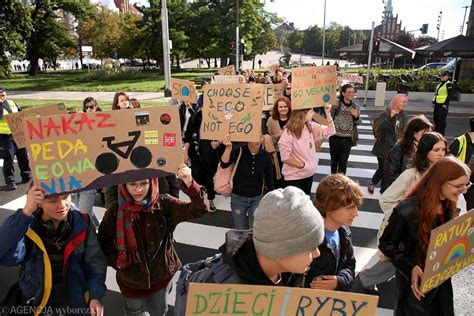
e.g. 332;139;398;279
433;81;450;104
454;135;467;163
0;100;19;134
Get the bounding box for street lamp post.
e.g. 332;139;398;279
437;11;443;41
321;0;326;65
161;0;172;97
461;6;470;35
236;0;240;71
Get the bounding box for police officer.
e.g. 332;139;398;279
0;87;31;190
432;70;453;135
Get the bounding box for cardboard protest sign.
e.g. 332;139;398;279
171;78;198;103
213;75;241;84
23;107;183;195
263;83;287;111
6;104;67;148
339;72;364;84
217;65;236;75
291;65;338;110
201;84;264;142
421;209;474;294
186;283;379;316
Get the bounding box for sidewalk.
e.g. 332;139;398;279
9;90;473;114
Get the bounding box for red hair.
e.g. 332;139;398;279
271;96;291;120
404;157;470;266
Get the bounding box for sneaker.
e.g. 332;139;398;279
367;182;375;194
209;200;217;213
6;182;17;191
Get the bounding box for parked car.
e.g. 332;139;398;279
413;62;447;72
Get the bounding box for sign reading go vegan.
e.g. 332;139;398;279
186;283;378;315
201;84;264;142
291;65;337;109
23;107;183;195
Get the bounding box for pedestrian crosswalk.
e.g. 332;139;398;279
0;112;467;316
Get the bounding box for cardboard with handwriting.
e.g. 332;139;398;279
6;104;68;148
171;78;198;103
23;107;183;195
217;65;236;75
421;209;474;294
186;283;379;316
291;65;337;109
201;84;264;142
263;83;287;111
213;75;240;84
339;72;364;84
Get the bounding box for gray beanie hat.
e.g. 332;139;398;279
253;186;324;259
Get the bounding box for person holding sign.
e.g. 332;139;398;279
98;164;210;316
278;104;335;195
220;134;275;229
329;84;360;175
305;174;362;291
357;132;448;295
174;186;325;315
0;183;107;315
379;157;471;316
0;87;31;191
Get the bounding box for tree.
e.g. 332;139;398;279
286;30;304;53
0;0;32;77
413;35;437;48
250;29;278;68
26;0;95;75
393;32;415;49
302;25;323;55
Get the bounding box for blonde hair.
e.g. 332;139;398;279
284;109;312;139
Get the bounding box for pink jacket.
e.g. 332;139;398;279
278;121;335;180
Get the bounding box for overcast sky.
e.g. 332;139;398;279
128;0;471;40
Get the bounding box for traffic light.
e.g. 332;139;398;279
229;42;236;54
240;41;245;55
420;24;428;34
373;39;380;54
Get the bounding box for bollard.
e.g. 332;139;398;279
374;82;386;107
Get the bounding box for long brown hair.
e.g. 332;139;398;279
271;96;291;120
284;109;312;139
112;91;129;110
404;157;470;266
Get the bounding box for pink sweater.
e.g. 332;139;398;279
278;121;335;180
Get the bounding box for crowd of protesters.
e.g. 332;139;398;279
0;63;472;316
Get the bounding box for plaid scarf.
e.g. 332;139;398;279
115;178;159;269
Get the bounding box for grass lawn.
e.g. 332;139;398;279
2;69;214;92
11;98;169;111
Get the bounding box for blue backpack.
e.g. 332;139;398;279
174;254;241;316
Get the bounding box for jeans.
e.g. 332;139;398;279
329;135;352;175
123;285;168;316
0;134;31;184
230;193;263;229
285;176;314;196
71;189;100;228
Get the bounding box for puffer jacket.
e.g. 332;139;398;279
0;208;107;316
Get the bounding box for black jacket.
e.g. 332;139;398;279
371;109;407;158
183;111;220;165
304;226;355;291
221;230;305;287
379;200;454;316
382;143;413;192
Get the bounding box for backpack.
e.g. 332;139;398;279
174;254;241;316
372;115;382;138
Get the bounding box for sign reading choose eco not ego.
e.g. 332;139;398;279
291;65;337;110
23;107;182;195
421;209;474;294
186;283;379;316
201;84;264;142
171;78;198;103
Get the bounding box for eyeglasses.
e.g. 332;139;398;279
446;181;472;190
85;105;95;109
127;181;150;191
286;87;292;90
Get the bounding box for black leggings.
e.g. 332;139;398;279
329;135;352;175
371;157;385;186
285;175;314;196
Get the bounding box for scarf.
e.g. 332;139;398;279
115;178;159;269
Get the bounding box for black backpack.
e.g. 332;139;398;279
174;254;241;316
